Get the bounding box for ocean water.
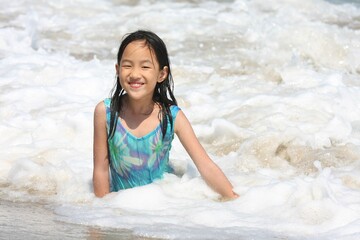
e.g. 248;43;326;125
1;0;360;239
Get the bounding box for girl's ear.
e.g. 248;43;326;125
115;63;120;76
158;66;169;83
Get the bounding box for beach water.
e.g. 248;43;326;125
1;0;360;239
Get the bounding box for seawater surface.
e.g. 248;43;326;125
1;0;360;239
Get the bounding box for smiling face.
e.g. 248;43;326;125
116;40;168;102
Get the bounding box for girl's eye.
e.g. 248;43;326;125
122;65;131;68
142;66;151;69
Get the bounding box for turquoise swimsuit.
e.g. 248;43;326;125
104;98;180;191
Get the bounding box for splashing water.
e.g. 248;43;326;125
1;0;360;239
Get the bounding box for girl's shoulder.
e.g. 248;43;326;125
94;100;107;124
94;99;111;119
169;104;181;112
169;105;181;119
103;98;111;108
95;100;107;113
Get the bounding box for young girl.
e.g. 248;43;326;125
93;30;238;200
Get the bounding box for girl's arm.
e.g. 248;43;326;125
93;102;110;197
174;110;238;200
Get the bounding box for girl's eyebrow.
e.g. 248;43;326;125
120;59;132;63
121;59;153;64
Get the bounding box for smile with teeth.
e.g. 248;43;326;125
129;81;144;88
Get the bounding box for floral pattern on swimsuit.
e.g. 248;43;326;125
104;98;180;191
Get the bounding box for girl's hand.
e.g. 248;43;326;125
175;110;237;200
220;191;239;202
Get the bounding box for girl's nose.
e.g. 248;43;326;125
130;67;141;79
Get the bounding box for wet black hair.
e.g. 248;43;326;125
108;30;178;140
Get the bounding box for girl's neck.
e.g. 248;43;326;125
122;95;155;116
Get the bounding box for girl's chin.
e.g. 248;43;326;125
124;91;154;101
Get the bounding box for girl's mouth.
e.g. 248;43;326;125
129;82;144;88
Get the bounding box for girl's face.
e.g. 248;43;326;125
116;40;168;102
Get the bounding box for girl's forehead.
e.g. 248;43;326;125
123;40;153;57
128;40;147;48
121;40;158;66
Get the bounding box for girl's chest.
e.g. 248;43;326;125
119;112;161;139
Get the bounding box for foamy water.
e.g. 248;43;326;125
1;0;360;239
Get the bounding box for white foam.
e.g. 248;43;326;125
1;0;360;239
